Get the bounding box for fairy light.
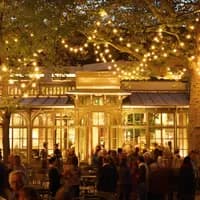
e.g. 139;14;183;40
32;61;37;66
96;21;101;26
2;64;7;72
186;34;191;39
189;25;195;30
179;42;185;47
34;67;39;72
9;79;15;84
126;43;131;48
32;82;37;87
108;66;112;70
135;48;139;52
113;29;118;34
21;83;26;88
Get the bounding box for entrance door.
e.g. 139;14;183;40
92;112;106;151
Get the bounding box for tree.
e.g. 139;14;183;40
0;0;200;161
60;0;200;149
0;0;78;162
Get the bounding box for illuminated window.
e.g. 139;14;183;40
149;113;161;125
126;113;146;125
162;113;174;126
150;128;162;147
177;112;188;126
93;96;104;105
162;128;174;150
124;128;146;148
177;128;188;157
92;112;105;125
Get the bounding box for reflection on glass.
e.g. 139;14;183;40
124;128;146;148
149;113;161;125
127;113;146;125
150;128;161;148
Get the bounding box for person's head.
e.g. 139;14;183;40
54;143;59;149
103;155;113;165
13;155;22;166
43;142;48;148
19;186;40;200
137;155;145;164
183;156;191;165
9;170;27;191
49;157;56;165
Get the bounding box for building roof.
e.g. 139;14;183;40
20;96;74;108
17;92;189;108
123;92;189;107
67;89;131;95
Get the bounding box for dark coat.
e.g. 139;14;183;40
97;163;118;193
178;162;196;195
48;166;61;196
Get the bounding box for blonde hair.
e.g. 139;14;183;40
9;170;27;186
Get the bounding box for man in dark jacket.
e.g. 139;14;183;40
97;155;118;200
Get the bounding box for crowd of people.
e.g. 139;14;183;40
0;142;200;200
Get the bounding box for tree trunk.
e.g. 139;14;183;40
188;30;200;151
2;108;11;163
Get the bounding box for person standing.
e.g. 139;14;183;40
48;157;61;197
96;155;118;200
178;156;196;200
9;170;27;200
54;143;62;171
118;157;132;200
0;162;11;200
40;142;48;170
137;155;149;200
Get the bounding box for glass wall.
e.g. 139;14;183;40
32;112;75;159
123;109;188;156
9;114;28;160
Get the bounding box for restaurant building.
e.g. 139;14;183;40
0;70;189;163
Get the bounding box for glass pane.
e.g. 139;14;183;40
177;112;188;126
162;128;174;151
177;128;188;157
149;113;161;125
11;114;26;126
162;113;174;126
127;114;133;125
92;112;104;125
134;113;146;125
93;97;104;105
150;128;161;148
